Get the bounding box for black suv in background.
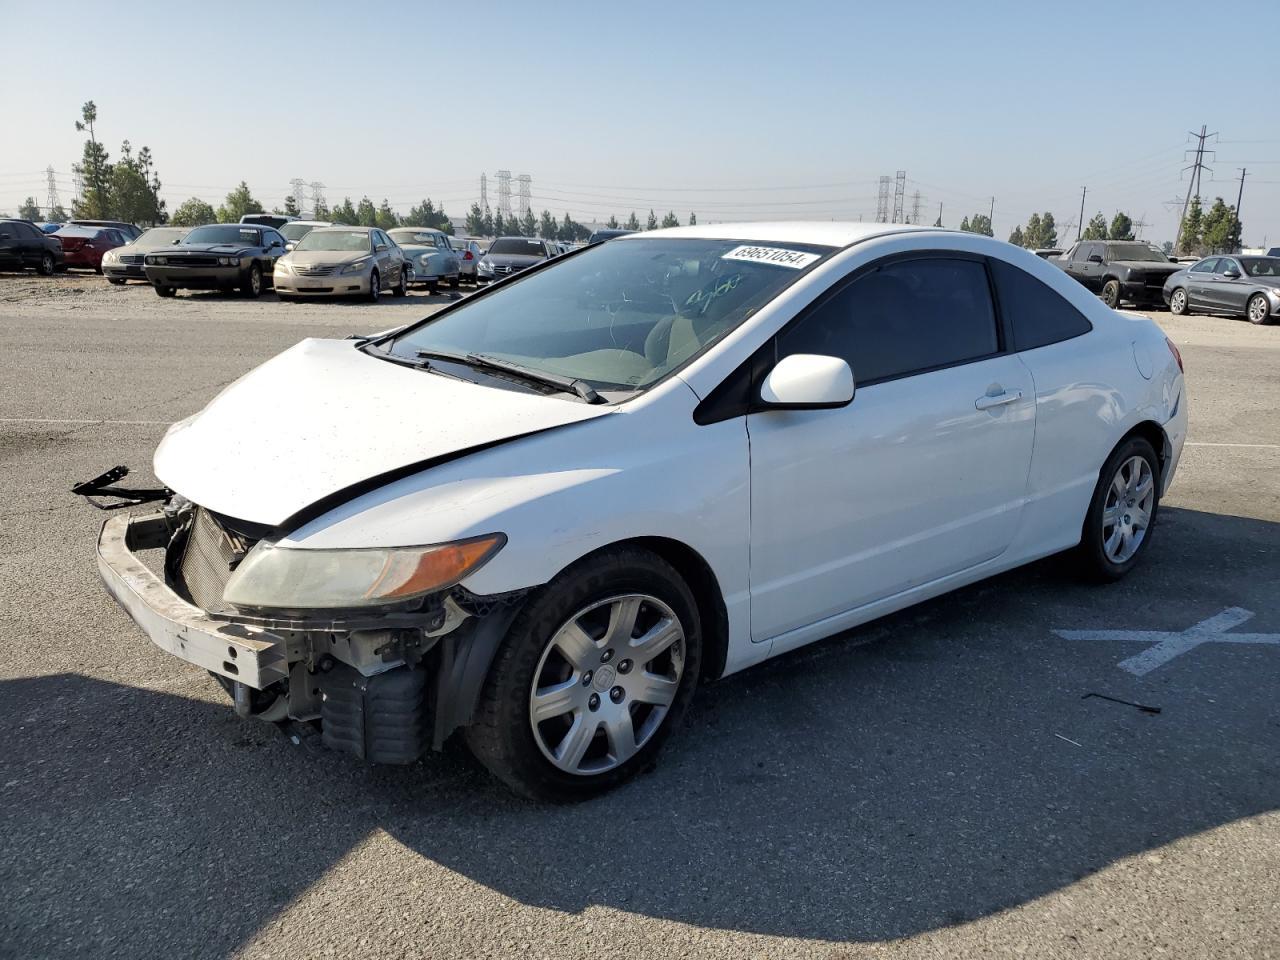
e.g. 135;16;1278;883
0;218;65;275
1054;240;1182;308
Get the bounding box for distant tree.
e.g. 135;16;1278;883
688;212;697;226
1081;212;1109;241
539;209;558;239
354;196;377;227
481;207;493;236
283;194;301;217
661;211;680;228
375;198;399;230
1202;197;1240;254
332;196;357;224
72;100;112;219
646;209;658;230
48;203;68;223
1161;240;1174;255
1008;225;1025;247
1108;212;1134;240
170;197;216;226
465;203;485;236
216;181;262;223
18;196;41;220
625;211;640;231
493;210;507;236
961;213;992;236
606;215;619;229
1022;212;1043;248
959;216;971;232
520;207;537;238
1039;212;1057;248
558;212;574;241
406;198;450;231
110;140;165;225
1178;195;1204;254
312;196;329;219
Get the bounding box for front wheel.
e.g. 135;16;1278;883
107;277;126;285
466;547;702;801
449;274;460;289
1101;279;1121;309
154;284;176;298
1076;435;1160;581
39;252;55;276
394;266;408;297
1169;287;1190;315
367;269;380;302
241;264;263;298
1247;293;1271;325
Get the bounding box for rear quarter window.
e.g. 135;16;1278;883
991;259;1093;351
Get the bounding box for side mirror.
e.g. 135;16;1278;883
1087;254;1103;263
759;354;854;410
1222;269;1240;279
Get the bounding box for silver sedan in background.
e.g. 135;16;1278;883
449;236;485;282
101;226;189;284
1163;255;1280;324
273;226;408;302
388;227;461;294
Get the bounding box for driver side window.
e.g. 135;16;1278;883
1190;258;1218;274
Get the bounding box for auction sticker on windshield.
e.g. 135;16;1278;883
721;245;821;269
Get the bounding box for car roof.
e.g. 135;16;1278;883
312;225;374;232
391;226;442;233
616;221;933;247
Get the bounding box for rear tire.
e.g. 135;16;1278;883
1075;435;1160;582
1169;287;1190;315
394;267;408;297
1101;279;1121;309
241;264;263;298
1247;293;1271;325
38;252;55;276
466;546;702;801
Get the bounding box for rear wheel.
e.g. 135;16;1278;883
1101;279;1121;309
1169;287;1190;315
38;252;55;276
241;263;263;298
466;546;701;801
449;274;460;289
1076;435;1160;581
1247;293;1271;325
394;266;408;297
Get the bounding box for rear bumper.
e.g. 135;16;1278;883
97;512;288;689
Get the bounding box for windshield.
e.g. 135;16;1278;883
385;237;834;392
489;238;546;256
134;228;187;246
449;238;472;250
1107;242;1168;263
294;230;372;252
389;230;440;246
182;225;260;246
1240;257;1280;277
281;222;320;241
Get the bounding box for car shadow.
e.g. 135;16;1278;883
4;506;1277;956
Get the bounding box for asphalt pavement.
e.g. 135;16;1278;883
1;274;1277;959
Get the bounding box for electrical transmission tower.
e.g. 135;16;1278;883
309;181;326;216
909;190;924;225
876;177;891;223
892;171;906;223
495;170;513;218
289;178;307;216
516;174;531;218
1175;125;1216;251
72;169;85;210
480;173;488;213
46;166;61;217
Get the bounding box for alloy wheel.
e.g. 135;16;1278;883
1248;295;1268;324
1102;455;1155;564
1171;289;1186;314
529;594;685;776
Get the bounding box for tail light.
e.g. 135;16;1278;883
463;251;473;260
1165;337;1183;373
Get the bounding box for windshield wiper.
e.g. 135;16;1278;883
413;349;603;404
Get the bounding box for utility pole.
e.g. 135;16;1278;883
876;176;891;223
909;190;923;225
309;181;326;216
935;202;943;228
1234;167;1247;251
45;165;61;218
1175;125;1216;252
289;177;307;216
1077;186;1087;240
892;170;906;223
988;196;995;227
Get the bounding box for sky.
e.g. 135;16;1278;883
3;0;1278;247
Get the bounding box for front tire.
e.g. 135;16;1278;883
39;252;55;276
1247;293;1271;325
449;274;460;289
1076;435;1160;581
154;284;176;298
108;277;126;286
1101;279;1121;309
394;266;408;297
367;269;380;302
466;547;702;801
241;263;263;298
1169;287;1190;315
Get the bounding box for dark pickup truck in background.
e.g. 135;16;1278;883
1054;239;1182;308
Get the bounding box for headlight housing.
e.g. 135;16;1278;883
217;256;242;267
147;255;166;265
419;254;432;266
103;250;118;263
341;258;370;275
478;259;494;272
222;534;505;610
275;259;292;274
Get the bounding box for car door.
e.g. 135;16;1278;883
14;221;42;267
1185;258;1218;308
0;222;22;267
1211;257;1247;313
372;230;394;284
746;254;1036;644
437;233;457;275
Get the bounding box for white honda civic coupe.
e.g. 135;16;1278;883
97;222;1187;800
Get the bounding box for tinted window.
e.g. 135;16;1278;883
778;258;999;385
489;238;547;256
991;259;1092;351
1190;258;1218;274
1217;258;1240;274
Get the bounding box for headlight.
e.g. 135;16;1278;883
341;258;370;274
1271;288;1280;297
275;260;292;274
478;259;494;272
222;534;506;610
103;250;118;263
217;256;242;267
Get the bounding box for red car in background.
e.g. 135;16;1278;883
53;226;128;273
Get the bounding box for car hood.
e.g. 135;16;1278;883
1114;260;1181;274
286;249;370;266
153;338;612;527
170;243;258;256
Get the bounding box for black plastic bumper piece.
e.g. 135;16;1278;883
319;664;428;764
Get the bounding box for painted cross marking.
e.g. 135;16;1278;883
1053;607;1280;676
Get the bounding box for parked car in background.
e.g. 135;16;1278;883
588;228;635;245
1267;247;1280;258
53;225;128;273
279;220;338;252
1163;255;1280;324
476;236;556;283
96;222;1186;799
1033;248;1063;259
68;219;142;241
143;223;287;298
241;213;298;230
388;227;460;294
274;226;408;302
36;222;64;234
101;226;190;284
1054;239;1182;308
0;218;65;275
449;236;485;282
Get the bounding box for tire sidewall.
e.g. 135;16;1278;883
1248;294;1269;325
1170;287;1188;315
467;548;702;801
1080;436;1160;581
1102;279;1120;308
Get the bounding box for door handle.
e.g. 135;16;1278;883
975;390;1023;410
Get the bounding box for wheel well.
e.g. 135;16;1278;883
613;536;730;683
1118;420;1170;480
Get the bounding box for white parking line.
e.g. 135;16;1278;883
1185;441;1280;449
0;417;171;426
